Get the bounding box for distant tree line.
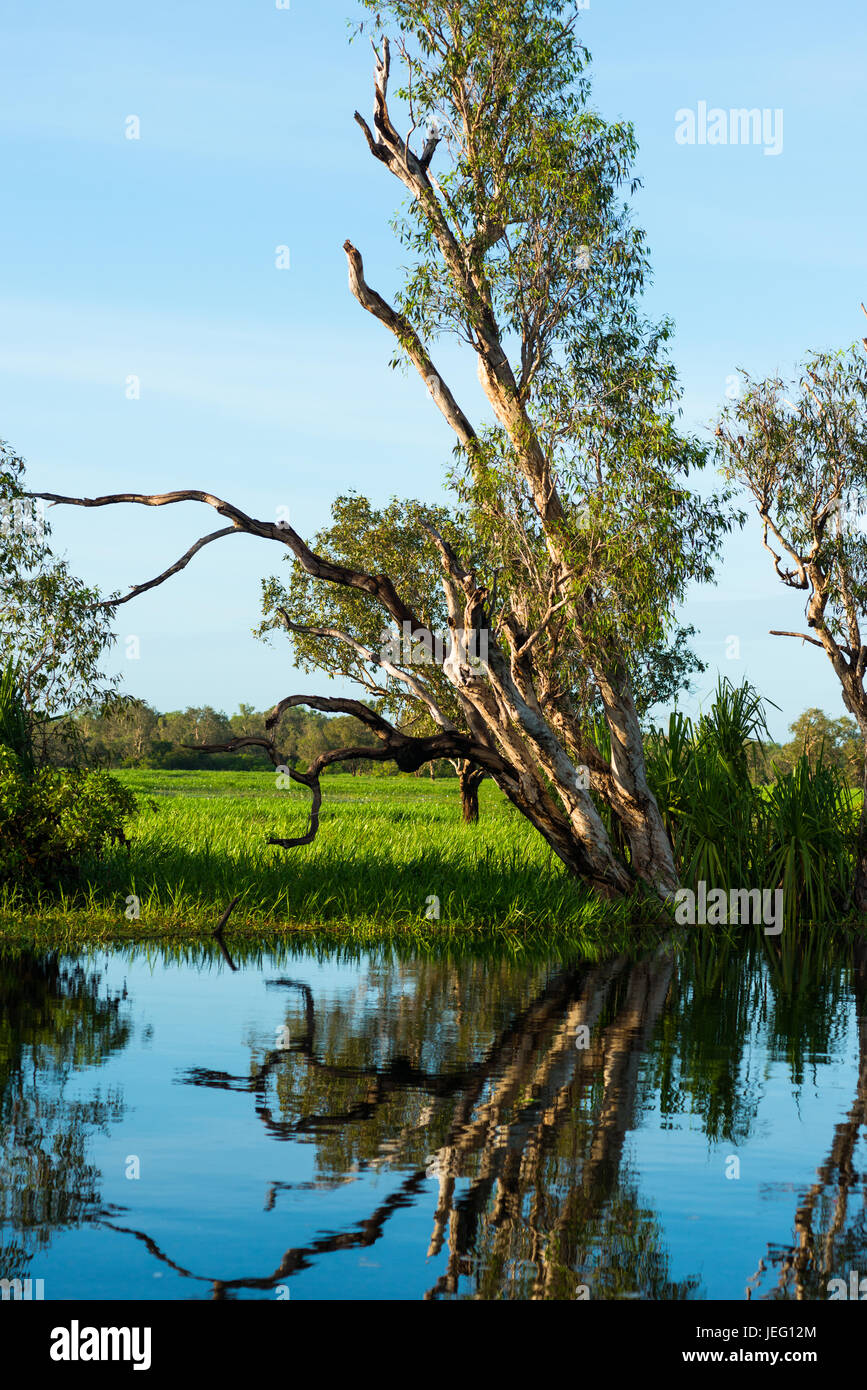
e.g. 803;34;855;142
59;698;459;777
47;697;865;789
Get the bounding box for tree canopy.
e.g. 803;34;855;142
716;328;867;904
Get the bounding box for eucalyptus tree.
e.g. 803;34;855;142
263;491;705;823
0;441;120;756
716;331;867;908
32;1;732;902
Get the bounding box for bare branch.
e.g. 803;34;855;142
264;693;404;740
214;896;241;933
31;487;427;632
191;693;513;856
769;629;825;650
418;519;471;586
758;507;809;589
184;734;282;764
343;241;478;453
353;110;388;164
97;527;240;608
214;896;241;969
32;488;271;534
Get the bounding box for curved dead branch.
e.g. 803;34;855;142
31;488;425;630
189;692;520;855
343;239;479;457
100;527;240;608
195;692;633;896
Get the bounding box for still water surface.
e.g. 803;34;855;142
1;936;865;1300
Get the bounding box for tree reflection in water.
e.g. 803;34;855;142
103;948;701;1299
8;935;864;1300
0;952;130;1278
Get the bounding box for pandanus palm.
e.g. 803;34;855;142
0;661;33;774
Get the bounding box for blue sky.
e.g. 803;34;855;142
1;0;865;740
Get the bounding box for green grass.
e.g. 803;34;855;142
0;769;662;947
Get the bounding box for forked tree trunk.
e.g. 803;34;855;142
595;672;679;895
458;762;485;823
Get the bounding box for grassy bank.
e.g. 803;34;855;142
0;769;660;948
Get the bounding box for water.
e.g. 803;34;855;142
1;936;865;1301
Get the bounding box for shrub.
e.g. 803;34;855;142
0;747;137;890
0;663;137;892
